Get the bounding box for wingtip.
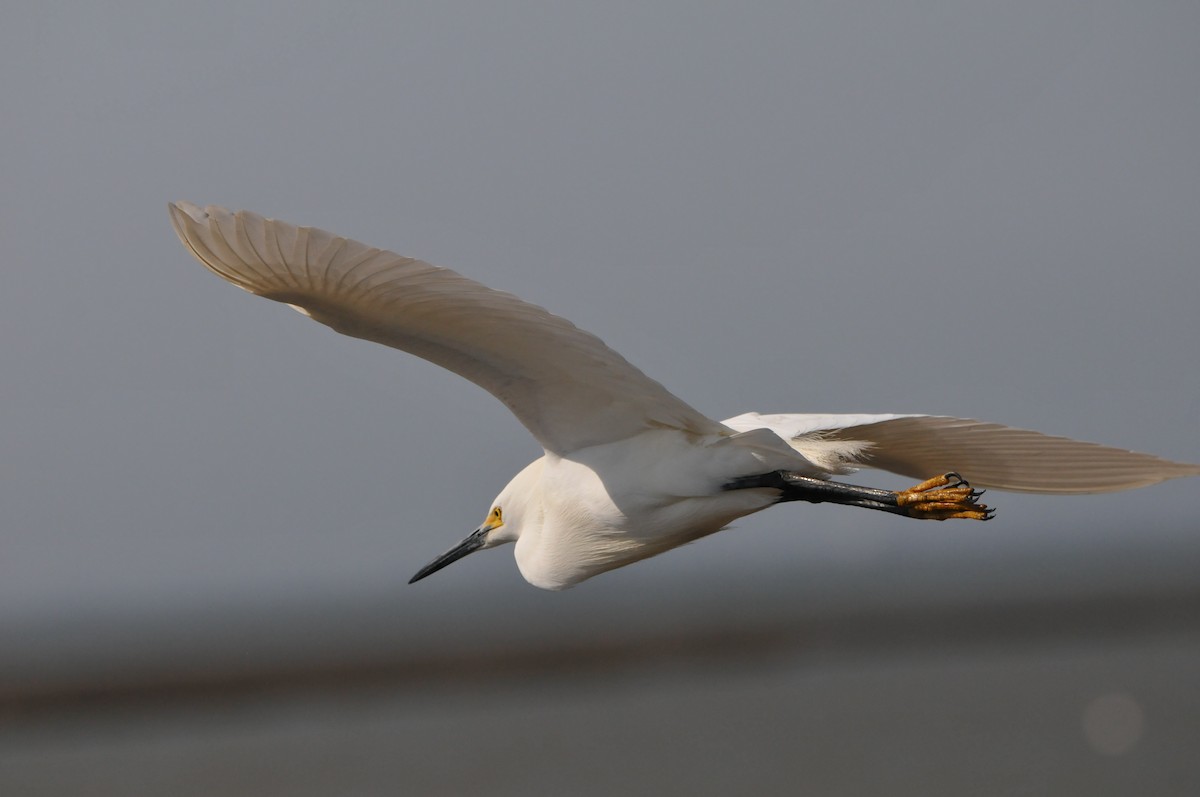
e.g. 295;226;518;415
168;201;244;227
167;199;203;219
167;201;195;247
166;200;209;239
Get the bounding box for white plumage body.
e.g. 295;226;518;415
511;429;808;589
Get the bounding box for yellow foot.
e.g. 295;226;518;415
895;472;994;521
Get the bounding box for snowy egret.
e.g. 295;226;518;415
169;202;1200;590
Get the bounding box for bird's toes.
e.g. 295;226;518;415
896;472;994;521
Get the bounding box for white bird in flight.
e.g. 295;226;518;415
169;202;1200;590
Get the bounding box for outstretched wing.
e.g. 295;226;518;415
169;202;722;454
723;412;1200;493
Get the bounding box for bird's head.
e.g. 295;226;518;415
407;459;541;585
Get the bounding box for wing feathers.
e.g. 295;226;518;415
169;202;721;453
833;416;1200;493
728;412;1200;493
172;203;1198;490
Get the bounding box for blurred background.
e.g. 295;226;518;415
2;2;1198;794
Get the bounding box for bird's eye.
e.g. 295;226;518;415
491;507;503;523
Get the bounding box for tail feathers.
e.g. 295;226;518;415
723;412;1200;494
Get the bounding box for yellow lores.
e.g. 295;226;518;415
485;507;504;532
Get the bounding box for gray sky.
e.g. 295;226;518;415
2;2;1198;625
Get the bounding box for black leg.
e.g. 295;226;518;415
723;470;994;521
